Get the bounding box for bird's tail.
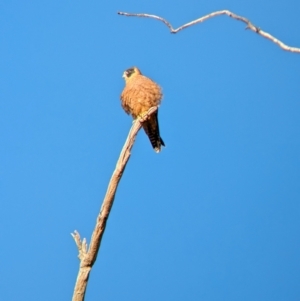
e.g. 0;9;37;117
142;111;165;153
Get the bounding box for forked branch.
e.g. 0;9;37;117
71;106;158;301
118;10;300;53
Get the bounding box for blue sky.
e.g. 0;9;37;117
1;1;300;300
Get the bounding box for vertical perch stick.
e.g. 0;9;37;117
71;106;159;301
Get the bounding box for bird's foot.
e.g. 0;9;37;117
137;112;149;123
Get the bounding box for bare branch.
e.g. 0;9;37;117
71;231;88;261
71;106;159;301
117;10;300;53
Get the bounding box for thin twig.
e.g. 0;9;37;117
117;10;300;53
71;106;159;301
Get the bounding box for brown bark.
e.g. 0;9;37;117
71;106;159;301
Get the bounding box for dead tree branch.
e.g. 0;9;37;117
71;106;159;301
117;10;300;53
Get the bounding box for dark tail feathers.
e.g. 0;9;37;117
142;111;165;153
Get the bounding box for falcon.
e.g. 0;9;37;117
120;67;165;153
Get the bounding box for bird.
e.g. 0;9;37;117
120;67;165;153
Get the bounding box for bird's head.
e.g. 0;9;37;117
122;67;142;82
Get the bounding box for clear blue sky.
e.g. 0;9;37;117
1;1;299;300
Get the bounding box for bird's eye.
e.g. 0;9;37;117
126;68;135;77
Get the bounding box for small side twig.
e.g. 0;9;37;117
71;106;159;301
117;10;300;53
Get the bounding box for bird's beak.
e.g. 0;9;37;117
122;72;126;78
